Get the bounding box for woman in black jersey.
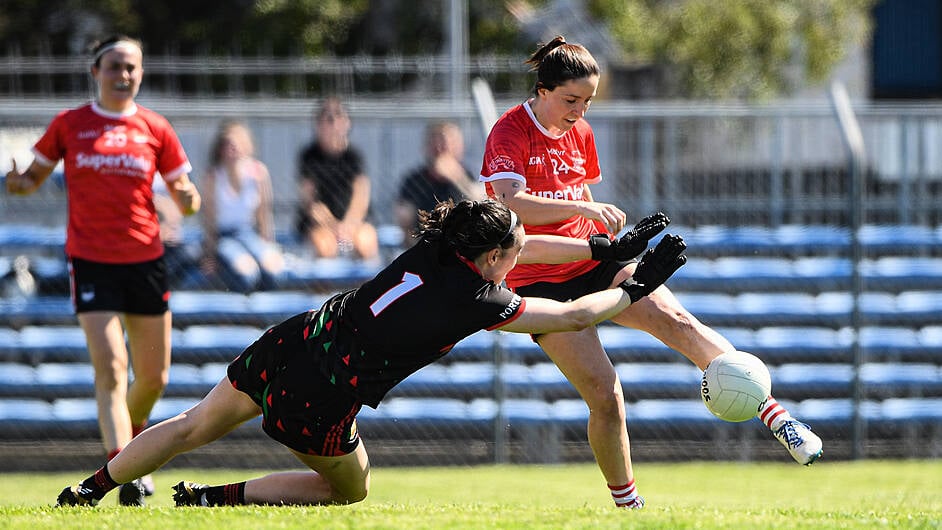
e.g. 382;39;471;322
56;198;685;508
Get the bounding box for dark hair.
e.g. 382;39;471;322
89;35;143;67
524;35;600;95
416;199;520;260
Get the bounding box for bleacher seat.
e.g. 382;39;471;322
498;332;544;363
51;398;98;421
775;225;850;253
0;329;21;361
597;326;675;363
502;399;553;423
199;363;230;384
149;398;200;421
796;398;881;422
448;330;498;362
0;224;64;253
920;326;942;347
616;363;701;399
0;399;54;421
880;397;942;422
170;291;252;326
772;363;853;398
859;224;937;252
245;291;326;318
279;257;384;290
551;399;590;422
860;363;942;397
18;326;87;363
0;297;73;328
859;327;923;360
712;327;758;352
629;399;717;427
753;326;850;362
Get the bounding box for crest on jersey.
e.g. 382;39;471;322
488;155;515;172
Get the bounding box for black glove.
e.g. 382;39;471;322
589;211;671;261
619;234;687;303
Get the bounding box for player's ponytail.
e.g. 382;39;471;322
525;35;600;95
416;199;520;260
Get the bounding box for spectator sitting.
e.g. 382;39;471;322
199;119;284;292
395;120;483;246
295;97;379;260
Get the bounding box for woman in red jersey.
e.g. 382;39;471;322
480;36;823;508
6;35;201;506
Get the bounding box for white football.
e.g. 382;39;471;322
701;351;772;422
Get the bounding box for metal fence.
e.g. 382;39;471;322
1;95;941;470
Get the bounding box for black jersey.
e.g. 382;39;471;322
295;142;366;233
303;237;524;407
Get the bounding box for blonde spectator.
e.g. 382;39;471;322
200;119;284;292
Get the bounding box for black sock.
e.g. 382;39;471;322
203;482;247;506
77;465;120;501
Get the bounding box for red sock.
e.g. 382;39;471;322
107;448;121;461
132;422;147;438
758;396;793;429
609;479;642;508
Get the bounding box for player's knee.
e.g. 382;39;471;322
334;483;368;504
585;384;626;419
131;370;169;395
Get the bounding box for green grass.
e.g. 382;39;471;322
1;460;940;529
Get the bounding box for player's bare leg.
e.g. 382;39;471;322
57;378;261;506
124;312;173;496
609;266;823;464
80;312;134;456
537;327;643;508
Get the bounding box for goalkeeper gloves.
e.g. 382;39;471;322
589;211;670;261
619;234;687;303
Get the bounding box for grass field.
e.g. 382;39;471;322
0;460;940;529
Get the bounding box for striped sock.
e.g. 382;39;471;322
758;396;793;430
203;482;247;506
609;479;643;508
76;465;120;501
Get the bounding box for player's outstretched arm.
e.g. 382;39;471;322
589;211;671;261
498;234;687;334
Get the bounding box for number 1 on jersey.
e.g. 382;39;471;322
369;272;423;316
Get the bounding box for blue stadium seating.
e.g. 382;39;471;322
1;221;940;451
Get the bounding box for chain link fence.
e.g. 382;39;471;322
1;96;941;470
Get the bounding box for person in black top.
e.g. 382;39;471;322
395;121;482;244
56;199;685;508
295;97;379;259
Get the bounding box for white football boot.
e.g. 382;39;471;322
772;420;823;465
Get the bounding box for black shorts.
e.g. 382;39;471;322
514;260;630;341
69;256;169;315
514;260;628;302
227;312;362;457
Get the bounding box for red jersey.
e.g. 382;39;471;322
32;102;192;263
480;101;604;288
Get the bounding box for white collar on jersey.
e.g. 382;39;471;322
91;100;139;119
